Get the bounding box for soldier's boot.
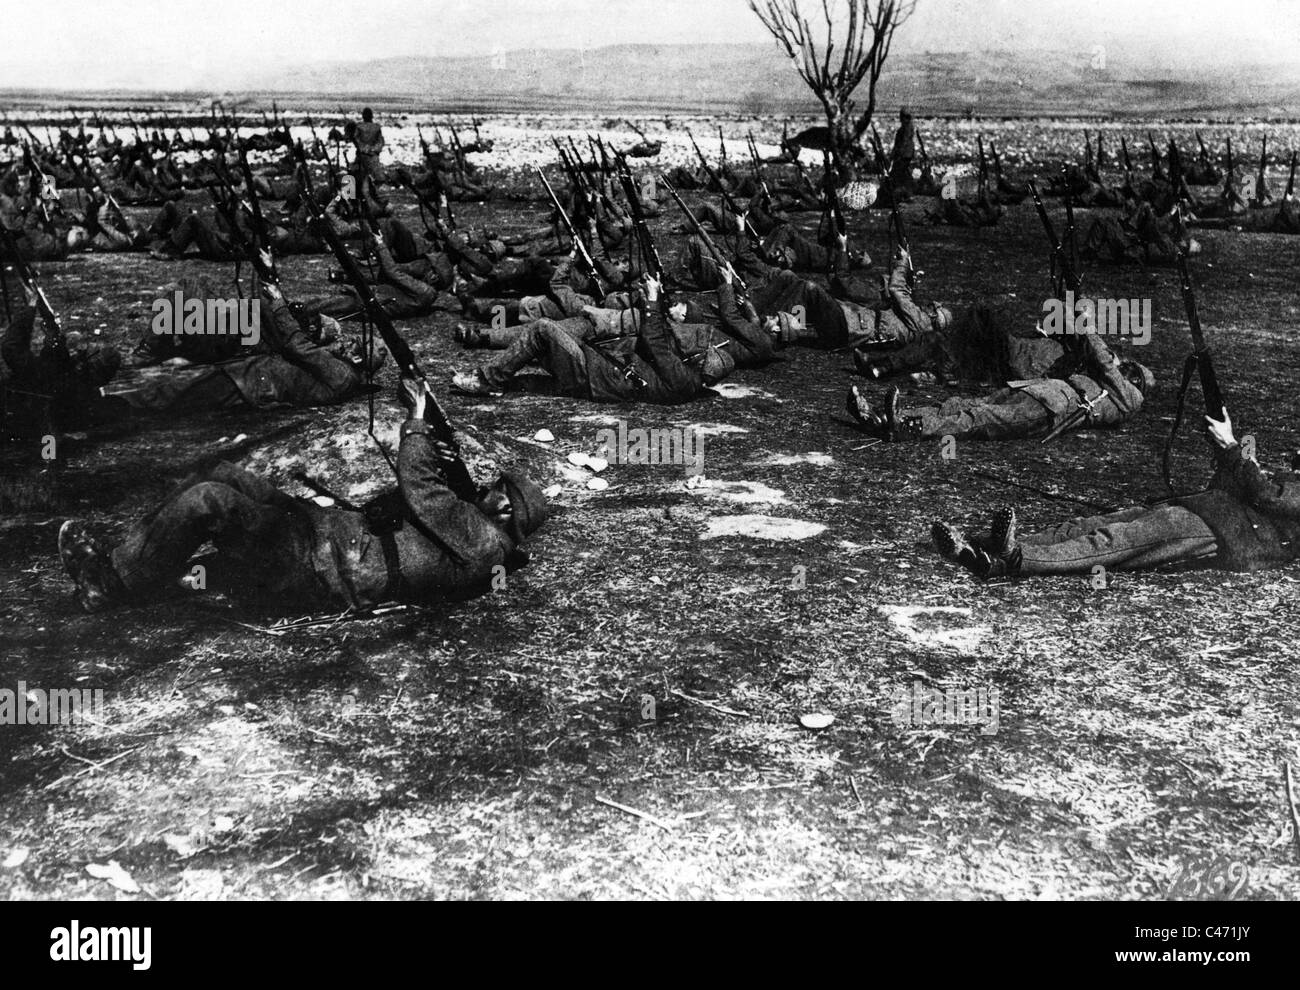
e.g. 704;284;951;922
845;385;890;438
450;369;502;398
989;506;1018;557
957;545;1023;581
58;521;127;613
852;348;889;380
931;521;975;562
454;323;489;349
882;386;902;437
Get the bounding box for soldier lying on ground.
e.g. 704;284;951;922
680;221;909;339
931;410;1299;580
449;274;750;405
1083;201;1199;265
458;263;778;371
57;376;550;613
852;294;1066;385
846;330;1152;442
1195;195;1300;235
459;254;633;329
925;181;1003;227
102;278;385;414
1;282;122;434
728;247;950;353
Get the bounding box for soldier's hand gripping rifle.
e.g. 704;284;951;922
1147;131;1165;177
447;123;467;179
1163;251;1227;494
916;127;932;174
1062;172;1080;278
1030;180;1095;445
413;124;456;228
236;147;280;284
306;116;329;164
536;167;606;297
613;152;663;281
416;123;437;167
0;220;64;352
1028;180;1082;300
395;170;448;247
820;145;847;261
717;126;732;182
685;127;719;189
67;149;129;232
200;154;279;288
746;131;772;209
886;173;917;282
1196;131;1211;163
293;147;475;498
21;143;58;227
870;124;890;176
660;173;748;296
551;137;581;191
20;122;49;154
588;134;608;180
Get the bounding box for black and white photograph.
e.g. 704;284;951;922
0;0;1296;942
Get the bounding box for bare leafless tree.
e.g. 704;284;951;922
749;0;916;167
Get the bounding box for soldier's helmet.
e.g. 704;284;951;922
931;305;954;331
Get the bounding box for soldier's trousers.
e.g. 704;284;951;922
682;236;769;293
478;315;622;350
1016;505;1219;575
753;269;850;348
110;461;316;599
168;214;233;261
905;388;1052;441
480;320;590;396
473;257;556;297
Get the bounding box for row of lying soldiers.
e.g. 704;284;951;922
2;113;1299;617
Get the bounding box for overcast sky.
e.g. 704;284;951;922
1;0;1295;90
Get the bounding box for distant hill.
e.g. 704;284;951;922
207;43;1300;119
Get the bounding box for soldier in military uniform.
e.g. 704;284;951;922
56;377;549;613
846;331;1152;442
932;409;1299;580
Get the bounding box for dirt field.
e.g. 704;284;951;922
2;111;1299;900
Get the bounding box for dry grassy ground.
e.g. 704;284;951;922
2;118;1299;900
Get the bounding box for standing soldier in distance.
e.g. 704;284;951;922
351;108;387;208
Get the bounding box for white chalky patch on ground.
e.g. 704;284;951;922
877;605;991;653
751;452;835;467
683;422;750;437
682;479;789;505
710;383;778;401
568;413;622;426
701;515;826;541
